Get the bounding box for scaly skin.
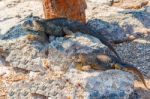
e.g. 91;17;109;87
22;16;148;89
21;16;121;60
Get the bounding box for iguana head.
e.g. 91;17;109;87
22;15;45;32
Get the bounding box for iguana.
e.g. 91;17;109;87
21;15;148;89
21;15;121;60
72;52;148;89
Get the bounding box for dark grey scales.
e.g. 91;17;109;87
21;15;121;60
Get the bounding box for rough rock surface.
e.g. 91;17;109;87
112;0;149;9
87;0;113;6
145;6;150;13
0;25;135;98
0;0;150;98
7;70;134;99
86;3;150;42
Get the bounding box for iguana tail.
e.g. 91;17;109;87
113;63;149;89
89;31;121;60
123;65;149;89
80;24;121;60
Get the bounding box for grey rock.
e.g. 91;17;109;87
86;70;134;99
87;11;150;42
0;29;48;72
0;0;149;98
87;19;126;41
113;0;120;3
0;27;135;98
49;32;106;52
0;14;135;99
7;69;134;99
28;71;40;81
0;66;10;76
87;0;113;6
144;6;150;14
64;69;134;99
0;56;6;66
47;32;109;73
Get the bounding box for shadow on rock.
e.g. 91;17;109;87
129;87;150;99
87;18;141;43
118;10;150;29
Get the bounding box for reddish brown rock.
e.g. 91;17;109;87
42;0;87;23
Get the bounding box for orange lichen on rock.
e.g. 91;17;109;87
43;59;50;69
0;78;7;96
42;0;87;23
4;73;27;82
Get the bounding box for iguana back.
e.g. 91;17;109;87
43;18;121;60
22;16;121;60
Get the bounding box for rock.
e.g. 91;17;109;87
6;69;134;99
87;10;150;42
64;69;134;99
0;66;10;76
87;19;126;41
145;6;150;14
113;0;120;3
0;24;135;98
0;0;150;98
0;56;5;66
147;71;150;78
86;70;134;99
112;0;149;9
3;38;47;72
28;71;40;81
0;26;49;72
87;0;113;6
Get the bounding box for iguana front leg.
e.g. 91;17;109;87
75;63;92;71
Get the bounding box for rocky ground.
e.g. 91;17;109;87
0;0;150;99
